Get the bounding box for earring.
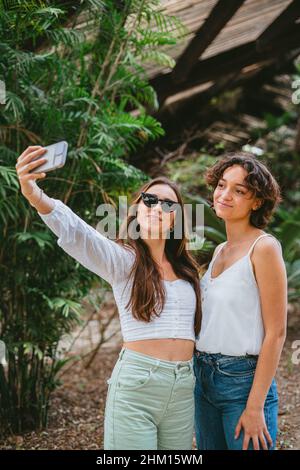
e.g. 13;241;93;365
170;226;174;232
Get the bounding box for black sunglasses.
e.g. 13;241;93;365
140;192;179;213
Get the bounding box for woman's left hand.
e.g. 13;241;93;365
235;407;273;450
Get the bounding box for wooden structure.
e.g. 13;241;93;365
145;0;300;107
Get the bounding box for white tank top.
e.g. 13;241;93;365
195;234;282;356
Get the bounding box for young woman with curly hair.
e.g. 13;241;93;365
194;152;287;451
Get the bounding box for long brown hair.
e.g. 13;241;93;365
116;177;202;337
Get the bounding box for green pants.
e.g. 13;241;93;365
104;347;195;450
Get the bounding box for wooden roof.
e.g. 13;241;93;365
147;0;300;105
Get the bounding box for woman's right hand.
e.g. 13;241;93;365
15;145;47;199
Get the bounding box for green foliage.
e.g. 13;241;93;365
0;0;183;434
270;206;300;302
167;153;216;194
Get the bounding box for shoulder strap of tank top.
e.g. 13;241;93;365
212;241;227;261
247;233;280;256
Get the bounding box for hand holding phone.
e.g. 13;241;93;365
30;141;68;174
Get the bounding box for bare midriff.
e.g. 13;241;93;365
122;338;195;361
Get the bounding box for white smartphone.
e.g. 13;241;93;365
30;141;68;173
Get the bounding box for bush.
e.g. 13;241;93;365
0;0;183;434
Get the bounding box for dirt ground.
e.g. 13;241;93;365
0;308;299;450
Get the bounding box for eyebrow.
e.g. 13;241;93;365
220;178;248;189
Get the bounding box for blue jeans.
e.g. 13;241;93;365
193;351;279;450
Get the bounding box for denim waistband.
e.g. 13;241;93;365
118;347;193;372
194;350;259;364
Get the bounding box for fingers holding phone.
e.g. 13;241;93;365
15;146;47;199
30;141;68;174
16;141;68;201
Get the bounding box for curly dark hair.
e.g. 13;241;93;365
205;152;282;229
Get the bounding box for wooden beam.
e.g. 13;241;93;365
172;0;247;84
256;0;300;52
153;58;297;132
150;24;300;104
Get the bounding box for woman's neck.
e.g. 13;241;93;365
143;237;167;265
225;220;262;245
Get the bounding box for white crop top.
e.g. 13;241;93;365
195;234;282;356
38;199;196;342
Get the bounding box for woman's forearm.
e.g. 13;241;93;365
246;334;286;411
28;186;55;214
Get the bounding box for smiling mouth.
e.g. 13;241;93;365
217;201;233;208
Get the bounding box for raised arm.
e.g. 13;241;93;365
16;146;135;285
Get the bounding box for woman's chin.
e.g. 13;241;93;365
140;227;162;239
215;209;230;220
143;228;172;240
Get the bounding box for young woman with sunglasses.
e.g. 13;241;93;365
16;145;201;450
194;153;287;450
